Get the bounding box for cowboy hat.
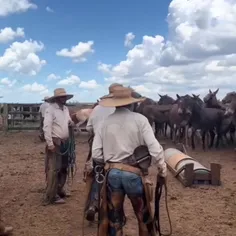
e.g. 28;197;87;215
99;86;145;107
42;96;50;101
99;83;123;100
47;88;73;102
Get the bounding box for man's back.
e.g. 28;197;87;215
39;102;49;118
86;104;115;134
94;107;164;164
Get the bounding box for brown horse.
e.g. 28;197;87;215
182;95;224;150
169;95;192;144
204;89;235;146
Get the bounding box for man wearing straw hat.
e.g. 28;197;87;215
43;88;74;205
84;83;123;222
92;86;167;236
39;96;50;141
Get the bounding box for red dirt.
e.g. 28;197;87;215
0;132;235;236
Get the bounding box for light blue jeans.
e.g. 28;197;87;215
107;168;144;196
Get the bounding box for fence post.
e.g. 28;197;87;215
2;103;8;132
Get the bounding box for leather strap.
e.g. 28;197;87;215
105;162;143;176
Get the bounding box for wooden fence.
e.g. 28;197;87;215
0;102;94;131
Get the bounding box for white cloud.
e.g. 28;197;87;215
46;6;54;13
0;78;16;87
56;41;94;62
22;82;48;94
0;0;37;17
79;80;99;89
0;39;46;76
47;73;61;81
0;27;25;43
124;32;135;48
57;75;80;86
98;0;236;100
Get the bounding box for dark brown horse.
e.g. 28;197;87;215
182;95;224;150
204;89;235;146
169;95;192;144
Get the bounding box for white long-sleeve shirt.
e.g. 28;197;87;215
43;103;72;147
39;102;50;118
92;107;167;175
86;104;115;134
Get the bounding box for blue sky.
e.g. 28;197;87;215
0;0;235;103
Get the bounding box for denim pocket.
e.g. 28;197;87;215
108;169;122;190
123;172;143;196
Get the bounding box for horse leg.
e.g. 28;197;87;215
201;130;206;151
191;128;196;150
230;125;235;144
208;130;215;149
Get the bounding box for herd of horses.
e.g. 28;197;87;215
132;89;236;151
70;88;236;151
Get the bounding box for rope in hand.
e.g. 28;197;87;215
54;125;77;185
154;176;172;236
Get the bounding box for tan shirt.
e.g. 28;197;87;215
92;108;167;175
39;102;50;118
86;104;115;134
43;103;72;147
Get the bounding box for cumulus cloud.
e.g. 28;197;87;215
47;73;61;81
124;32;135;48
0;39;46;76
22;82;48;94
56;41;94;63
0;27;25;43
57;75;81;86
46;6;54;13
98;0;236;100
79;80;99;89
0;78;16;87
0;0;37;17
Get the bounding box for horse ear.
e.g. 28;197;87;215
176;94;180;99
192;94;195;97
197;94;200;97
214;88;219;95
158;93;162;97
209;89;212;94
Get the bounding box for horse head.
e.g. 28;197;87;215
224;98;236;117
192;94;203;106
203;88;219;107
176;94;194;117
222;91;236;104
158;94;175;105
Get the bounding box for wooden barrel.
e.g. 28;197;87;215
164;148;210;177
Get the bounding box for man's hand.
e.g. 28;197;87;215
158;165;167;178
69;120;75;127
48;145;55;152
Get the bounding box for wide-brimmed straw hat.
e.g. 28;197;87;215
42;96;50;101
99;83;123;100
47;88;73;102
99;86;146;107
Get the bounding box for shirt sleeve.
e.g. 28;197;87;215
86;115;93;133
140;116;167;175
43;107;53;147
91;128;104;164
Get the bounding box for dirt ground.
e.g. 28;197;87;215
0;131;235;236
